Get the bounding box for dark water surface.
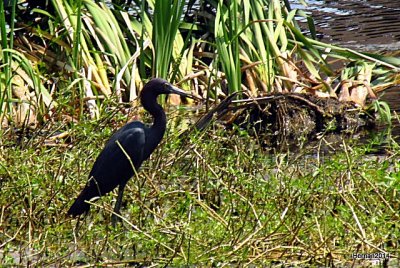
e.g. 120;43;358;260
289;0;400;51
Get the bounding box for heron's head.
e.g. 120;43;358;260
141;78;196;99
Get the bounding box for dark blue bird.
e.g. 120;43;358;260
68;78;195;222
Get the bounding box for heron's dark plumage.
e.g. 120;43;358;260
67;78;193;218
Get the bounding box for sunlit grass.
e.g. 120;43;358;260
1;109;399;266
1;0;400;266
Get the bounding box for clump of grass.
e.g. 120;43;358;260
1;108;399;266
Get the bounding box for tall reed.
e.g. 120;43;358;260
0;0;15;120
152;0;185;79
215;0;241;94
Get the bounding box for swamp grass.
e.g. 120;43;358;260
0;107;399;266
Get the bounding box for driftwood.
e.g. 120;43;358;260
193;93;375;148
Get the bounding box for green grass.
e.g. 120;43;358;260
0;107;399;266
1;1;399;265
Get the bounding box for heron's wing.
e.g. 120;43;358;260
85;126;146;197
114;127;146;169
68;123;147;216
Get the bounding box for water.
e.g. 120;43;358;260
289;0;400;51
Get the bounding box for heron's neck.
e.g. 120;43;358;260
141;93;167;142
149;102;167;135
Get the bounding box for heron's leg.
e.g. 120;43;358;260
112;182;126;226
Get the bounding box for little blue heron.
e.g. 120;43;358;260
67;78;195;223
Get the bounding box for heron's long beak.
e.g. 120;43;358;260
168;84;200;100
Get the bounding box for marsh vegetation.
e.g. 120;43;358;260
1;0;399;266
